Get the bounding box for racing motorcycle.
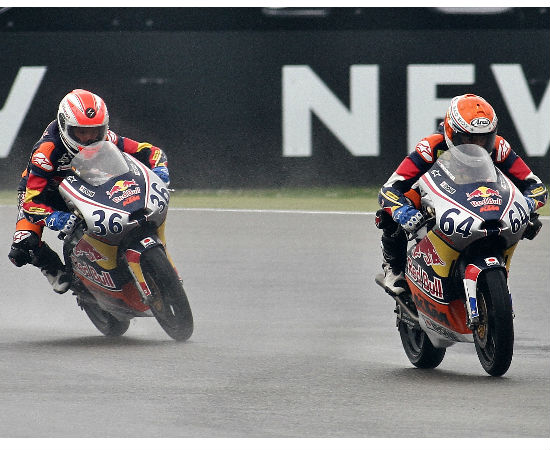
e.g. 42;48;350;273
57;141;193;341
376;144;542;376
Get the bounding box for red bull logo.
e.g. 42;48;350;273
466;186;501;201
466;186;502;208
74;239;107;263
412;237;446;266
106;179;139;199
407;257;444;300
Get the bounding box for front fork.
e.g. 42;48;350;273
462;262;513;329
462;264;482;328
123;235;166;304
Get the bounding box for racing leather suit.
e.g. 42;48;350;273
376;128;548;274
8;119;169;278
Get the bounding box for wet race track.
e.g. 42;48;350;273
0;205;548;438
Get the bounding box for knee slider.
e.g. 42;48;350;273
375;209;398;233
8;230;40;267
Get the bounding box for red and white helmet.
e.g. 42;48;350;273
444;94;498;153
57;89;109;156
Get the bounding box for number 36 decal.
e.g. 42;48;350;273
91;183;169;235
92;210;123;235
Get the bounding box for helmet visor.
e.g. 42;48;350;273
452;131;496;153
67;125;107;147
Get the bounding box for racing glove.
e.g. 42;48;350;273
523;213;542;240
392;205;424;233
153;166;170;185
46;211;78;235
524;196;536;214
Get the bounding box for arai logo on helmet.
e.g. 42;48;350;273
470;117;491;127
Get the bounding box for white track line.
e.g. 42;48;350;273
2;203;548;219
171;207;374;215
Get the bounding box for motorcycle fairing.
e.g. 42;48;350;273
406;230;462;307
410;282;472;348
421;169;529;252
61;169;147;217
60;152;169;246
70;233;124;292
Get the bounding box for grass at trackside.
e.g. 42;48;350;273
0;187;381;212
167;187;381;212
1;187;548;215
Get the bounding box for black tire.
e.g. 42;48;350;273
140;246;194;341
81;302;130;337
474;270;514;377
398;319;446;369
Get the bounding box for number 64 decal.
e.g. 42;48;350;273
92;210;123;235
509;201;528;233
439;208;474;238
150;182;169;213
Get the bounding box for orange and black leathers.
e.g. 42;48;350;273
9;119;168;268
376;129;548;273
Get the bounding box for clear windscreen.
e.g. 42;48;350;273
436;144;498;185
70;141;130;186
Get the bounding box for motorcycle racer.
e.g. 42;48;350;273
8;89;171;294
376;93;547;295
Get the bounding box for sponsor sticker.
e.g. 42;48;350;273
105;179;140;201
79;185;96;197
13;230;32;243
32;152;53;172
440;181;456;195
424;317;459;341
412;238;446;266
415;140;433;163
407;257;444;300
466;186;502;208
74;239;107;263
484;257;499;266
140;237;156;248
496;138;511;162
470;117;491;127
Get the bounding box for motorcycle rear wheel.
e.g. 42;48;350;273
474;270;514;377
81;302;131;337
141;246;194;341
398;318;446;369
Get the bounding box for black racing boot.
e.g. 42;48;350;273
376;209;408;295
33;243;71;294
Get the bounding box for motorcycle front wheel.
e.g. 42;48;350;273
474;270;514;377
398;317;446;369
81;301;131;337
140;246;194;341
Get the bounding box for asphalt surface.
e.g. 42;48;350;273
0;205;548;438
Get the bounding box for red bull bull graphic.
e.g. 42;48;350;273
466;186;502;208
406;256;444;300
412;237;446;266
106;179;141;203
70;256;116;290
74;239;107;262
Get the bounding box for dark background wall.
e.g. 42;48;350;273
1;7;548;189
